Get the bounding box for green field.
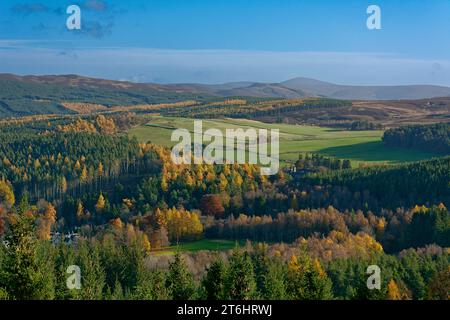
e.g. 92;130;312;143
152;239;241;256
128;116;438;166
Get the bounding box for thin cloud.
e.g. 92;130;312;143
75;21;114;39
57;51;79;59
82;0;109;12
11;3;49;15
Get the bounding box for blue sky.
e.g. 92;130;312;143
1;0;450;85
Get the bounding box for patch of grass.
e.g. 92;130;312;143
128;116;439;166
152;239;242;256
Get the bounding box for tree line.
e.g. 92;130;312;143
383;122;450;154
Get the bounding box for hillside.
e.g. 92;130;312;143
0;74;211;117
2;73;450;121
171;77;450;100
254;98;450;128
281;77;450;100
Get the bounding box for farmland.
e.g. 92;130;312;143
128;116;438;166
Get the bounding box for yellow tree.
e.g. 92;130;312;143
142;234;152;253
0;180;15;207
95;193;106;212
387;279;402;300
95;115;116;135
97;162;104;177
74;160;81;171
80;165;88;183
288;255;300;273
37;203;57;240
219;173;228;191
60;176;68;194
223;164;231;175
232;171;243;188
34;159;41;170
161;177;169;192
76;201;84;221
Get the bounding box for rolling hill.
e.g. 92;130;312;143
169;77;450;100
0;73;212;117
1;73;450;118
281;77;450;100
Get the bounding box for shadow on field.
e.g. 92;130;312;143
318;141;435;163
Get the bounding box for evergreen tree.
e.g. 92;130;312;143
224;249;257;300
286;255;333;300
202;257;227;300
0;201;52;299
166;252;196;300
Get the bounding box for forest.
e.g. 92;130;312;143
0;112;448;301
383;122;450;154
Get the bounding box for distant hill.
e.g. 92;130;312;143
1;73;450;117
281;77;450;100
169;77;450;100
0;73;211;117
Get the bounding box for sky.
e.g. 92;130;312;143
0;0;450;85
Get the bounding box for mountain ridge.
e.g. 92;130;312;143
2;73;450;101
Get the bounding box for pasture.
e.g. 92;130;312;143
128;116;437;166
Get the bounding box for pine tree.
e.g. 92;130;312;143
202;257;227;300
76;241;105;300
427;266;450;300
166;252;196;300
286;254;333;300
262;259;287;300
0;204;51;299
224;249;257;300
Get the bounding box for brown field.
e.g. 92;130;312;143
258;97;450;128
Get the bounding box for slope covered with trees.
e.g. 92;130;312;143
383;122;450;154
298;157;450;211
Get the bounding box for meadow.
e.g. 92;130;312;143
128;116;437;166
151;239;240;256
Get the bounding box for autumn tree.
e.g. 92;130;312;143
95;193;106;212
386;279;402;300
95;115;116;135
0;180;15;208
60;176;68;194
200;194;225;217
37;203;57;241
76;201;84;221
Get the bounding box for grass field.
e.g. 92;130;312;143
128;116;438;166
152;239;241;256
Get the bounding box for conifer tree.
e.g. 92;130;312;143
166;252;196;300
224;249;257;300
202;257;227;300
